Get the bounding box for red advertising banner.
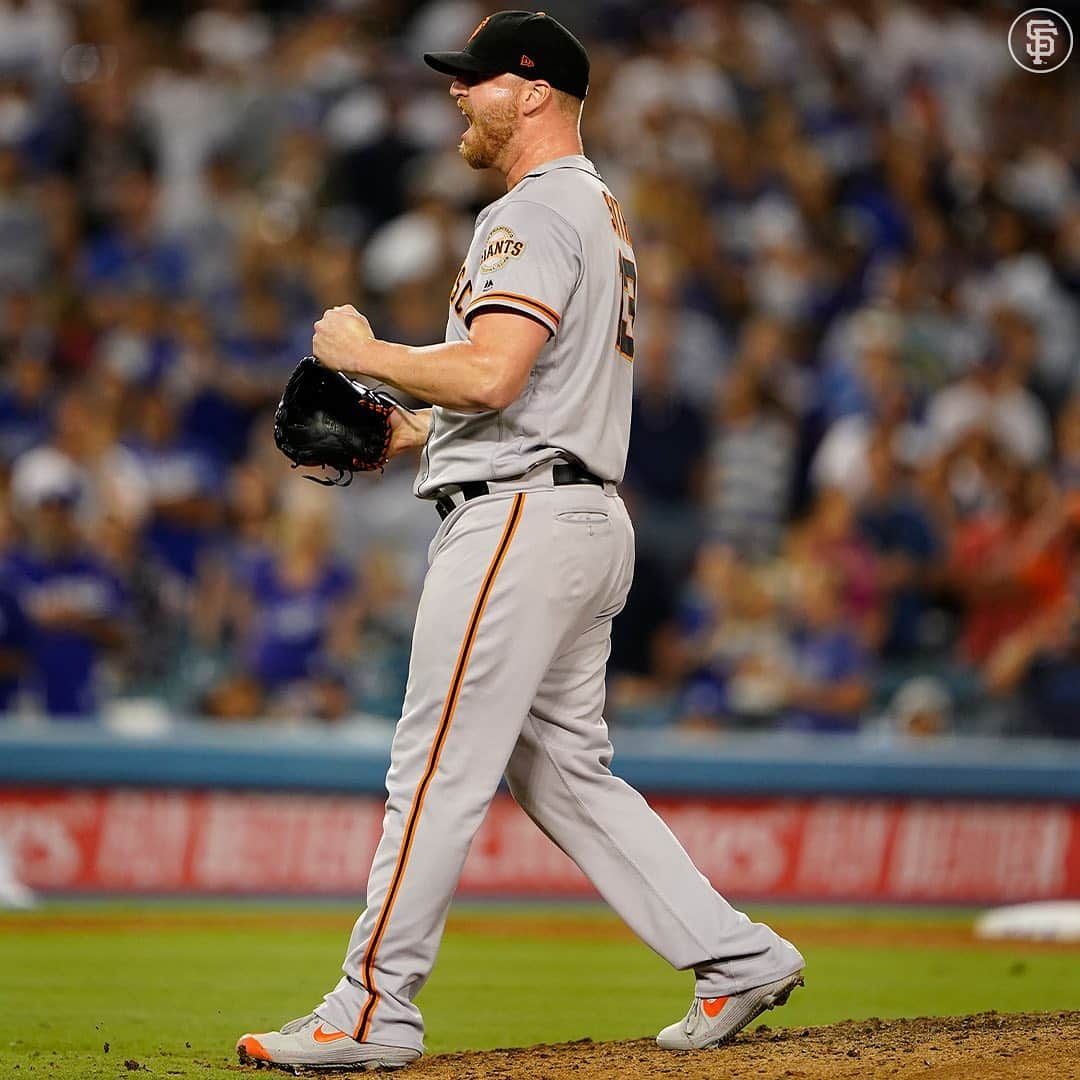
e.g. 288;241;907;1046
1;787;1078;902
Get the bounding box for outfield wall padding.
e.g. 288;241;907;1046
2;725;1078;798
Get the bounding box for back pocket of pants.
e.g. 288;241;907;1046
555;510;610;525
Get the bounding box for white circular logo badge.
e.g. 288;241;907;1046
479;226;526;274
1008;8;1073;73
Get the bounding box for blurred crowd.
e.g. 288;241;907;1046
0;0;1077;737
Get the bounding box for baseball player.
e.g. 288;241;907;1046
237;11;804;1071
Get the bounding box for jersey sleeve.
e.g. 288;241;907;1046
464;200;582;337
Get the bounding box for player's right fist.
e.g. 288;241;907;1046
313;306;375;373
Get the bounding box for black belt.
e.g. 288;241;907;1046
434;463;605;520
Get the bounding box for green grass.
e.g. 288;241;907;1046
1;902;1077;1079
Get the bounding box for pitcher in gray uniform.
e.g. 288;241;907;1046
237;11;803;1072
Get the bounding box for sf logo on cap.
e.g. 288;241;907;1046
468;16;490;43
1008;8;1073;73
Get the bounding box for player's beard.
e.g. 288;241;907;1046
459;96;517;170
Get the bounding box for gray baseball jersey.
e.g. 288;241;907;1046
315;154;803;1055
416;155;635;496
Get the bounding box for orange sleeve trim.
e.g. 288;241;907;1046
354;493;526;1042
466;291;560;327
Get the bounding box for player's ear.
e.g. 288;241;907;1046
521;80;552;117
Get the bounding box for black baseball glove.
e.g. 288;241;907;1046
273;355;401;485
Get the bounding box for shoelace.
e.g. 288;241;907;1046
280;1014;317;1036
684;998;702;1034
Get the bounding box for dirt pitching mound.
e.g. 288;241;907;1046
401;1011;1079;1080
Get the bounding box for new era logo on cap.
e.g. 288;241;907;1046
424;10;590;99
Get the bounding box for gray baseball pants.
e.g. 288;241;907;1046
316;478;804;1051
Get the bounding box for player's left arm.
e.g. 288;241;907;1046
314;308;549;412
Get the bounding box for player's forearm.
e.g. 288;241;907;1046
388;407;433;459
341;339;520;412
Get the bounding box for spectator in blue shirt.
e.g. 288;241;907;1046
121;386;222;582
4;449;127;718
79;164;187;297
781;568;871;733
856;429;940;657
234;495;362;711
182;280;293;462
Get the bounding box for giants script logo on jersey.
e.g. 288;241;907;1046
479;226;526;273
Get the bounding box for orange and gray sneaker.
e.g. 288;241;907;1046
236;1013;421;1071
655;970;804;1050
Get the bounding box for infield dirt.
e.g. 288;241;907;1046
397;1011;1080;1080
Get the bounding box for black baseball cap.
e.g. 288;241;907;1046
424;10;589;100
